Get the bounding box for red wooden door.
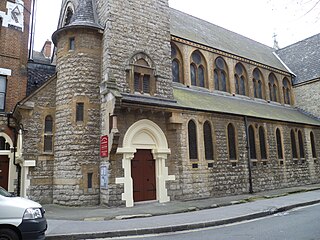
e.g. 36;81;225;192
131;149;156;202
0;156;9;190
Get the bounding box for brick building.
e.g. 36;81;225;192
0;0;31;194
14;0;320;206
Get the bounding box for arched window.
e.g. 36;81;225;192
283;78;291;105
291;130;298;159
310;131;317;158
248;126;256;159
171;44;183;83
0;136;10;150
276;128;283;159
64;7;74;26
253;68;264;99
227;123;237;160
298;130;305;159
44;115;53;152
203;121;214;160
172;59;180;83
128;53;155;95
234;63;247;96
214;57;228;92
190;51;206;88
188;120;198;160
268;73;279;102
259;126;267;160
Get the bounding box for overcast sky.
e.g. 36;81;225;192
33;0;320;51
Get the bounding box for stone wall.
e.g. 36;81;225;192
96;0;173;99
18;77;57;204
294;80;320;119
110;106;320;205
54;28;102;206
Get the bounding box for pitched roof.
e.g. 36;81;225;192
173;86;320;126
276;33;320;85
120;86;320;126
27;51;56;96
169;8;288;72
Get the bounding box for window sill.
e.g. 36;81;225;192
42;152;54;156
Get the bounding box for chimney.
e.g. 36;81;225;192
41;40;52;58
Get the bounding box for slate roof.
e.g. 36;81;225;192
27;51;56;96
276;33;320;85
64;0;102;29
170;8;287;72
121;86;320;126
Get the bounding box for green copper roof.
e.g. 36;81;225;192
173;86;320;126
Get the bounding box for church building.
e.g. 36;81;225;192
13;0;320;207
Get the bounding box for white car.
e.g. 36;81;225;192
0;187;47;240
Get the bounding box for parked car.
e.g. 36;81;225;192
0;187;47;240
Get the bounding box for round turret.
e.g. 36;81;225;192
52;0;104;206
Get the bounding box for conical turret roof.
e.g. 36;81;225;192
66;0;102;29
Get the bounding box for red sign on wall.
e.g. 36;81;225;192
100;135;108;157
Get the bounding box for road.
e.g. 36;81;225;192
94;203;320;240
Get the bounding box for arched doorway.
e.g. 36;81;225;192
0;133;15;192
116;119;175;207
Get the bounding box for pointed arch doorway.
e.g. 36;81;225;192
116;119;175;207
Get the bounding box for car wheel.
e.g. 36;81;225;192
0;228;19;240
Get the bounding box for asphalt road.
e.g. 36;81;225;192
95;203;320;240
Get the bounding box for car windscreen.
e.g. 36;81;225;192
0;187;12;197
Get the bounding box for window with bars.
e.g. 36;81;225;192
44;115;53;152
188;120;198;160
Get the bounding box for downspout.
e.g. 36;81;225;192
7;114;21;196
28;0;36;60
244;116;253;194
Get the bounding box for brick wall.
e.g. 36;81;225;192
0;0;31;112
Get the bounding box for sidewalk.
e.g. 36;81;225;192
45;184;320;239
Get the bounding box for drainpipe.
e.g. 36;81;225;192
244;116;253;194
28;0;37;60
7;113;21;196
